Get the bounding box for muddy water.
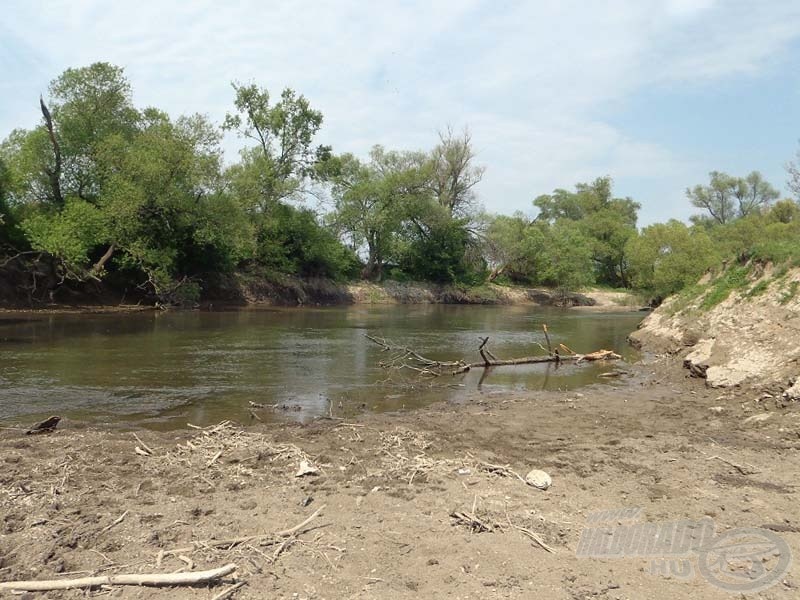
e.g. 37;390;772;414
0;305;643;429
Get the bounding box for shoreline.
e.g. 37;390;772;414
2;358;797;598
0;282;642;315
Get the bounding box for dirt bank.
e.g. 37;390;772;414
2;359;798;599
1;265;637;312
230;275;606;309
630;264;800;398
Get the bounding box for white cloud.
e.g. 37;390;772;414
2;0;799;224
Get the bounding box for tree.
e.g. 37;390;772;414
786;145;800;198
329;146;431;280
534;177;639;287
687;171;737;225
96;111;240;297
733;172;779;217
537;220;595;292
688;171;778;225
768;199;800;224
429;126;484;217
46;63;140;205
626;220;718;301
0;157;23;250
484;213;546;282
223;84;328;209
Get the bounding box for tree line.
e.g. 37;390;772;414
1;63;799;305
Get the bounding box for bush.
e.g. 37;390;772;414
256;203;360;281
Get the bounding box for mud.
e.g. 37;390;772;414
1;357;798;599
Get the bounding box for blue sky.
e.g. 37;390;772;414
2;0;800;224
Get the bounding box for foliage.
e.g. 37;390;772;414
256;202;359;280
223;84;329;207
536;220;595;291
328;146;431;280
687;171;779;225
625;220;719;301
484;213;547;283
399;213;485;284
4;61;800;308
0;157;24;249
22;198;106;273
533;177;639;287
700;266;750;309
428;127;484;217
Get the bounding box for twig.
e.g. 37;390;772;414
276;505;326;537
206;450;223;468
707;455;758;475
132;433;155;456
504;507;554;553
211;581;247;600
161;505;326;557
99;510;129;535
512;523;555;553
0;564;237;591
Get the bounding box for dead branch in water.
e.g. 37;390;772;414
366;328;621;376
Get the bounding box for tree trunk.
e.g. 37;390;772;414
488;264;506;282
39;97;64;207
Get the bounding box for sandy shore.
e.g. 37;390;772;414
1;358;798;599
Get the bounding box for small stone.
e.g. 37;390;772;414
525;469;552;490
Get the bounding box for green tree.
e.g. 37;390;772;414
484;213;547;283
688;171;779;225
223;84;329;208
255;202;358;279
768;199;800;224
626;220;718;300
534;177;639;287
96;111;243;296
0;157;24;250
329;146;431;280
537;220;595;292
398;206;484;284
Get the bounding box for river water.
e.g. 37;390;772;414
0;305;643;429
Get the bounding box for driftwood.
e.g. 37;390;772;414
0;563;237;592
367;326;621;376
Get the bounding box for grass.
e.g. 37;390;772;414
664;283;707;316
700;266;750;310
779;280;799;306
745;279;770;298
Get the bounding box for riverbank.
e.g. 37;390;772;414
630;263;800;399
0;271;640;313
2;358;798;599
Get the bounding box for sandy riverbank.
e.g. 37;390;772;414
1;358;798;599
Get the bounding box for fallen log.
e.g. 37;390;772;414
366;330;621;376
0;563;237;592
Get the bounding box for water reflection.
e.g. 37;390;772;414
0;305;643;429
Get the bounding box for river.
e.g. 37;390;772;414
0;305;643;429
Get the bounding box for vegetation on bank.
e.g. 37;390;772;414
1;62;800;307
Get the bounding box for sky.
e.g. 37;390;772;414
2;0;800;225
